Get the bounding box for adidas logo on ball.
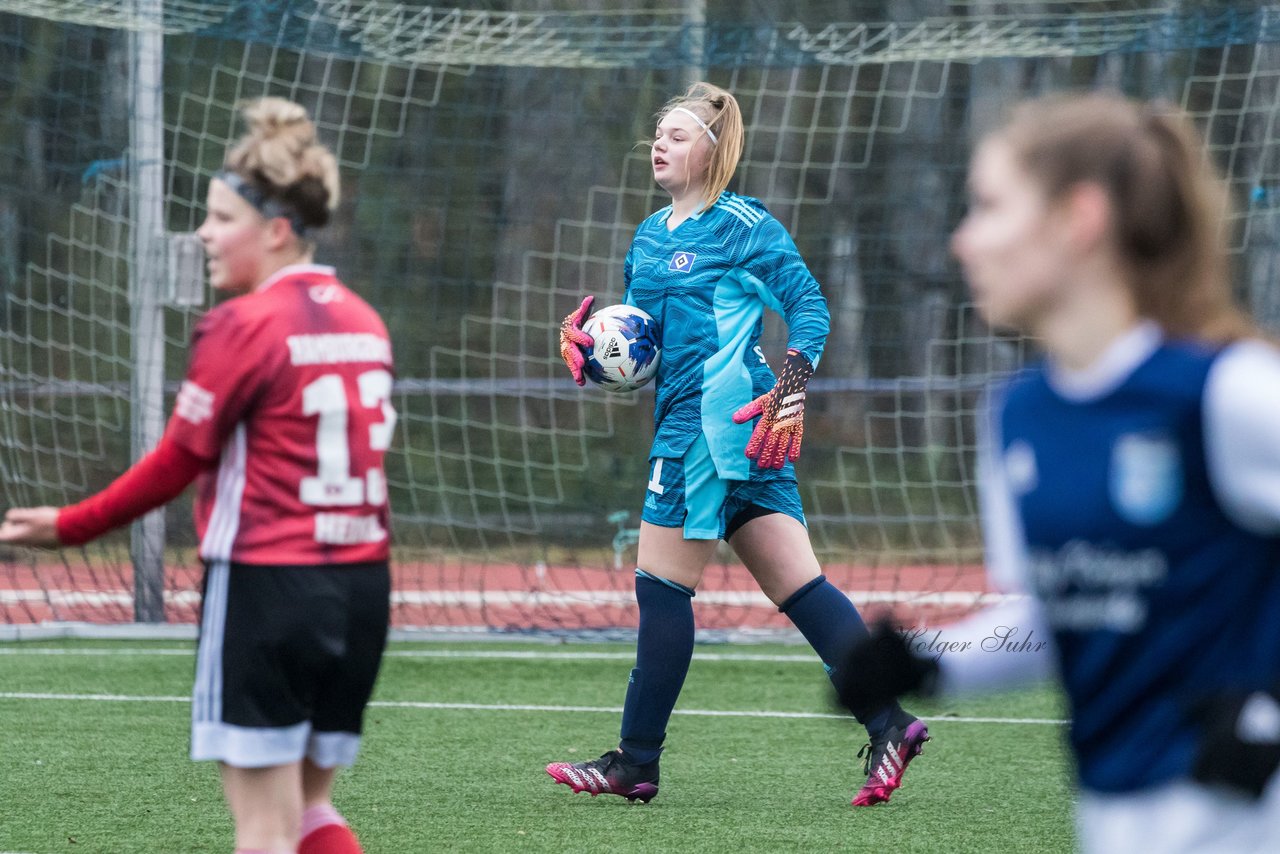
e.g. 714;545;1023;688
582;304;662;393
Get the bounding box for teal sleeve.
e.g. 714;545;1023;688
623;242;634;299
743;217;829;369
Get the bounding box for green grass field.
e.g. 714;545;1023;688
0;639;1076;853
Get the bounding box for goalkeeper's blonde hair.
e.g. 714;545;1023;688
658;82;744;210
224;97;339;234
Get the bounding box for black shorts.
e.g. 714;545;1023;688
190;559;390;769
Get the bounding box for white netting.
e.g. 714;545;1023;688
0;0;1276;634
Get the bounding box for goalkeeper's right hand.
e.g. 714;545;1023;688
559;295;595;386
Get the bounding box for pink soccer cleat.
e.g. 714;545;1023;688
546;749;660;803
851;718;930;806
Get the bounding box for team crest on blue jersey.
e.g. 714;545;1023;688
1109;433;1182;526
1003;440;1038;495
668;251;696;273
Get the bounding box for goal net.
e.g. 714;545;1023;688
0;0;1276;636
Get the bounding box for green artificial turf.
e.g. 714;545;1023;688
0;640;1075;853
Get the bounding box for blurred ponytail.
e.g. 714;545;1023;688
997;93;1254;343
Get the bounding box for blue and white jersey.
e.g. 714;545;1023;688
623;191;829;480
988;322;1280;793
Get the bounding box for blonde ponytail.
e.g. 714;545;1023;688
657;82;745;210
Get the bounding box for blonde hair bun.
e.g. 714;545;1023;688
223;97;340;231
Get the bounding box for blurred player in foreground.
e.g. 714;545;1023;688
834;92;1280;852
549;81;928;807
0;98;396;854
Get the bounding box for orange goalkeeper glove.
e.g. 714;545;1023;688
732;348;815;469
559;295;595;386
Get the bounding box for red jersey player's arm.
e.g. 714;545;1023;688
56;437;215;546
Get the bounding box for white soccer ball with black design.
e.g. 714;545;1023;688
582;304;662;393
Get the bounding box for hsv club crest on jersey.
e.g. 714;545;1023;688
668;251;696;272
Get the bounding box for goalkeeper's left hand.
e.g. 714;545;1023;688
1191;687;1280;799
732;349;814;469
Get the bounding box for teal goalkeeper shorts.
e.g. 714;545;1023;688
640;433;806;540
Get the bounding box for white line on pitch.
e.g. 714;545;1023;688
0;646;822;663
383;649;828;663
0;589;1019;608
0;647;197;656
0;692;1067;726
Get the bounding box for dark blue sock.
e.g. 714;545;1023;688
779;575;902;735
778;575;868;669
619;569;695;764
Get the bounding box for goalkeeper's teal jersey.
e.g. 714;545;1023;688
624;191;829;481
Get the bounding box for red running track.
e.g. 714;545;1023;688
0;560;1002;631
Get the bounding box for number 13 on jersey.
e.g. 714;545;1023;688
299;369;396;508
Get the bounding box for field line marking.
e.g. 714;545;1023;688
0;691;1067;725
0;647;197;656
0;691;191;702
0;646;824;663
0;588;1015;608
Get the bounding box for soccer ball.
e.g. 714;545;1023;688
582;304;661;392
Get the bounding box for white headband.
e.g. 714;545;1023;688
669;106;718;145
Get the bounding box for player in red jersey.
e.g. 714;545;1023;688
0;98;393;854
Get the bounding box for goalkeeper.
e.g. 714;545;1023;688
834;93;1280;853
549;81;929;808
